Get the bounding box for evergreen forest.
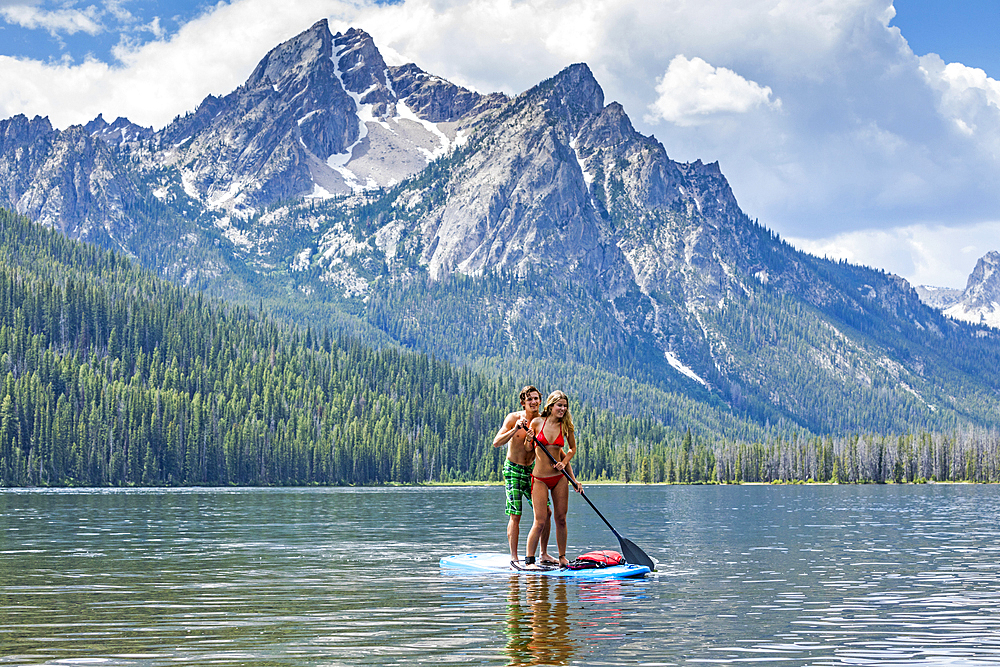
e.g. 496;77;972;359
2;206;1000;488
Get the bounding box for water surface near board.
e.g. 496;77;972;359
3;484;1000;666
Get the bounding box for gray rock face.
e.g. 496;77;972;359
0;115;144;246
915;285;962;309
939;251;1000;328
406;64;611;280
388;64;505;123
363;63;808;338
0;19;497;250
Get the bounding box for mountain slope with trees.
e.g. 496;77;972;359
0;21;999;445
0;207;703;486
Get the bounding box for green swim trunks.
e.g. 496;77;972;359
503;459;533;516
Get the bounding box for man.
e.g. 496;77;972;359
493;385;555;566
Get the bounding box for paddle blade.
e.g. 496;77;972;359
618;535;656;571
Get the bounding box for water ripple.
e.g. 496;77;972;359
4;485;1000;665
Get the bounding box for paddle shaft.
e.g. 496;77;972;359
530;430;656;570
532;435;619;536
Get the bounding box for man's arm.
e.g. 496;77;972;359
492;412;522;448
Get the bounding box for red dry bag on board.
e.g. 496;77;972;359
565;549;626;570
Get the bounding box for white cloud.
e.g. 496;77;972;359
103;0;134;24
0;3;103;36
918;54;1000;145
645;55;780;126
787;221;1000;288
142;16;164;40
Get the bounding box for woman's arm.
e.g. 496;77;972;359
564;462;584;494
559;431;576;469
528;417;543;452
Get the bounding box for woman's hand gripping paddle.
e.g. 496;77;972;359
533;435;656;571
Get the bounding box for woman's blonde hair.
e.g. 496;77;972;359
540;390;575;437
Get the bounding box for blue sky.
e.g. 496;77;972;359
1;0;999;288
2;1;996;78
0;1;202;62
890;0;1000;78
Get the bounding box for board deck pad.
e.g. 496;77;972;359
440;552;651;579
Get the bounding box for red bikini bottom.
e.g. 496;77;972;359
531;474;563;491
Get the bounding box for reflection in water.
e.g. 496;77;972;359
504;576;575;666
577;580;627;641
7;485;1000;665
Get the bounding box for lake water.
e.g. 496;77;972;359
3;484;1000;666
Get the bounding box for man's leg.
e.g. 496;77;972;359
503;460;529;563
507;513;521;561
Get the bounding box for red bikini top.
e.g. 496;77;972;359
536;418;564;447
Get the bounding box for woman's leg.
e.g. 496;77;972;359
551;478;570;566
525;478;550;562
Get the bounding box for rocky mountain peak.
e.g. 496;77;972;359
933;250;1000;328
964;250;1000;297
575;102;635;153
124;20;500;221
249;18;333;91
548;63;604;111
333;28;394;114
85;114;153;145
0;114;54;149
531;63;605;135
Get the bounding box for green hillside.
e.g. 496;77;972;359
5;206;1000;488
0;207;693;487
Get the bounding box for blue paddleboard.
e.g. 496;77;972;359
440;552;651;579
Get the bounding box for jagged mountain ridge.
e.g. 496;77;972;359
947;251;1000;327
0;20;501;258
1;20;999;435
0;113;160;250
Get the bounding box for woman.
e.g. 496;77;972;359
524;390;583;568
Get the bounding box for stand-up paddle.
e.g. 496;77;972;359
533;436;656;571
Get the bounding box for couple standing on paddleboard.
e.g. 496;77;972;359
493;386;584;569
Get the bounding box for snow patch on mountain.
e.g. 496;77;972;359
327;51;372;191
297;110;321;126
394;99;453;160
944;301;1000;328
665;350;708;387
305;182;336;200
569;136;595;186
